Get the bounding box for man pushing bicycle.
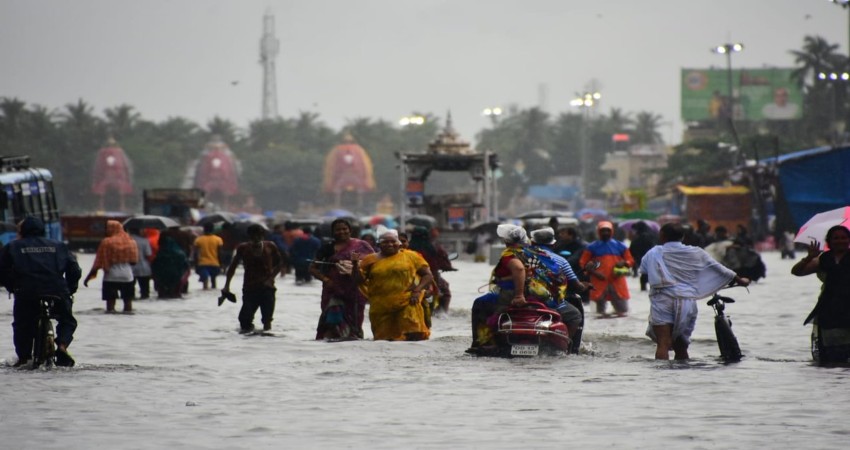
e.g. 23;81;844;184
0;217;81;367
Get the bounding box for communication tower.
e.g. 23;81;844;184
260;10;280;119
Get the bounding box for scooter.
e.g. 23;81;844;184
467;300;573;357
706;292;743;362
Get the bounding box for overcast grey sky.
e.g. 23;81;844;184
1;1;846;145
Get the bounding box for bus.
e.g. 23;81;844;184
0;155;62;244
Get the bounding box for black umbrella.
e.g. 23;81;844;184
469;220;500;235
197;212;238;227
405;214;437;229
516;209;570;219
123;215;180;231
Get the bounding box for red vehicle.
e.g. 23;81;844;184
469;301;574;357
61;213;131;251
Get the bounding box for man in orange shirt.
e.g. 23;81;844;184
579;221;634;317
194;223;224;290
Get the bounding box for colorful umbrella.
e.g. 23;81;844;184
367;214;398;228
576;208;609;221
324;209;356;218
794;206;850;244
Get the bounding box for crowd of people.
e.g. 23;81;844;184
2;213;849;367
466;218;789;360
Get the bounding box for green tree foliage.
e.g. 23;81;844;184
633;111;664;145
789;35;847;142
240;142;324;211
661;140;734;186
346;114;439;206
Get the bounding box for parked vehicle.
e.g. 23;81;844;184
0;155;62;241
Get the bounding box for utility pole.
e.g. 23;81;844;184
260;10;280;120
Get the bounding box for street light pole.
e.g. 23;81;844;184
482;107;503;125
712;43;744;119
570;91;601;200
818;71;850;142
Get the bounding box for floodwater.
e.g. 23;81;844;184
2;250;849;449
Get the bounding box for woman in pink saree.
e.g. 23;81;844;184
310;219;375;340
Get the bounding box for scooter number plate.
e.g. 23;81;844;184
510;345;539;356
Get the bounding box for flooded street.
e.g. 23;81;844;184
2;250;849;449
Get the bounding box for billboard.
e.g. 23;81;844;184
681;68;803;121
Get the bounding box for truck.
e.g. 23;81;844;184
674;185;752;233
61;212;132;251
142;188;205;225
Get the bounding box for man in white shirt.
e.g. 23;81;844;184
640;223;750;360
761;87;799;120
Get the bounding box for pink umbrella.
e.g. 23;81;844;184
794;207;850;245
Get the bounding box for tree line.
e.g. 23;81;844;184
0;35;845;214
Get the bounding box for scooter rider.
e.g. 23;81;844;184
0;217;82;367
529;227;587;341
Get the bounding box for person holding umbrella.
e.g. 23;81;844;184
791;225;850;363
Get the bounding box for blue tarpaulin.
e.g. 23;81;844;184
769;145;850;227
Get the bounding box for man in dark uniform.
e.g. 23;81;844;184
0;217;82;367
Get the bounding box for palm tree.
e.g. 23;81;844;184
606;107;634;133
790;35;841;89
206;116;240;144
633;111;664;145
61;99;98;130
790;35;846;139
0;97;27;138
104;104;141;139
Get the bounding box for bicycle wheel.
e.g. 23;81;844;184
32;314;55;369
714;316;742;362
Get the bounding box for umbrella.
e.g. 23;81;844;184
794;207;850;244
123;215;179;231
469;220;501;235
405;214;437;229
618;219;660;233
197;212;238;227
367;214;398;228
576;208;609;220
324;209;356;218
516;210;570;219
656;214;683;225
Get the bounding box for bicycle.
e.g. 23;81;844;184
706;291;743;362
31;295;60;369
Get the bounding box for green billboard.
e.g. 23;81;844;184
681;68;803;121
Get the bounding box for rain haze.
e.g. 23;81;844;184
1;0;847;143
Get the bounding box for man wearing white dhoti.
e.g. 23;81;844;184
640;223;750;360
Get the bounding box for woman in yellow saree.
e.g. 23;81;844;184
353;229;433;341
